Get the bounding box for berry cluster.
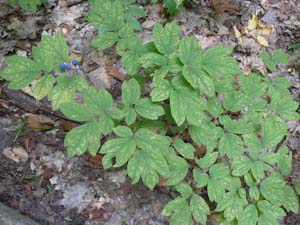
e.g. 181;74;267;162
59;59;79;71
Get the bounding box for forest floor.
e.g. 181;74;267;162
0;0;300;224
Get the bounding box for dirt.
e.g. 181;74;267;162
0;0;300;225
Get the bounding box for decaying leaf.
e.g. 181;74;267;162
3;147;29;162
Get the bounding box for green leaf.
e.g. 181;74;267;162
139;52;169;68
243;134;262;159
215;191;244;222
207;178;225;202
162;197;192;225
240;73;266;97
125;107;137;125
165;149;189;185
231;156;253;176
196;152;218;169
88;0;125;31
257;200;286;219
277;146;293;176
189;122;223;151
100;135;136;169
193;169;209;188
218;133;243;159
113;125;133;138
202;45;240;77
65;121;101;156
262;115;287;149
33;75;54;100
282;185;299;213
209;163;230;179
207;97;224;118
223;90;250;112
11;0;43;11
269;89;300;120
258;214;280;225
126;128;170;189
170;77;208;126
48;76;87;110
91;32;119;50
219;115;254;134
237;204;258;225
60;102;95;122
249;187;260;201
179;37;202;65
251;161;266;181
122;78;141;106
190;194;210;224
135;98;165;120
260;174;285;205
32;46;54;73
261;49;288;72
295;180;300;195
1;56;41;89
173;139;195;159
151;77;172;102
153;22;180;55
126;4;147;18
173;183;193;198
40;35;69;67
135;128;171;156
83;87;123;134
127;147;169;189
182;64;215;96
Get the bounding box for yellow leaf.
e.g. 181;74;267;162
257;26;274;36
247;14;258;31
234;26;242;38
257;35;269;47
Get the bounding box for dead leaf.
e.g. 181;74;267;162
88;153;103;169
293;151;299;160
58;119;76;131
25;114;54;130
3;147;28;162
247;14;258;32
105;59;126;81
209;0;238;15
257;35;269;47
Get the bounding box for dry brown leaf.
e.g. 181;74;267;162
88;153;103;169
25;114;54;130
2;147;29;162
105;59;126;81
209;0;238;15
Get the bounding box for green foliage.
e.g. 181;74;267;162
8;0;47;12
1;1;299;225
152;0;185;15
261;50;289;72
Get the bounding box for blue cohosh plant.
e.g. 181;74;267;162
1;1;300;224
151;0;185;15
7;0;47;12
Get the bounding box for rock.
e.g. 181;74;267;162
0;203;41;225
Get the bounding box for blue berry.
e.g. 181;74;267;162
59;64;67;70
65;63;71;70
71;59;79;66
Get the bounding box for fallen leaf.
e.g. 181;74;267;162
105;59;126;81
209;0;238;15
293;151;299;160
3;147;28;162
257;35;269;46
58;119;76;131
247;14;259;32
194;145;207;158
88;153;103;169
25;114;54;130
